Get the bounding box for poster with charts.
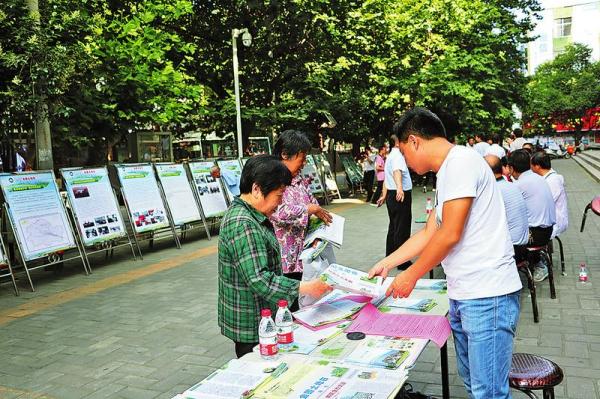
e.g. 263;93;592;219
188;161;229;218
313;153;339;193
300;155;325;195
61;167;127;246
216;159;242;202
155;163;201;225
0;172;76;261
116;164;170;233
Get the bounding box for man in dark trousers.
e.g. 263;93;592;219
376;134;413;269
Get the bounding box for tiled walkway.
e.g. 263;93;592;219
0;158;598;399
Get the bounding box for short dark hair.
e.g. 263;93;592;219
392;107;446;142
486;155;502;175
378;144;387;152
530;151;551;169
522;142;534;154
239;155;292;196
508;149;531;173
389;134;399;148
273;130;312;159
492;134;502;145
513;128;523;138
467;136;474;141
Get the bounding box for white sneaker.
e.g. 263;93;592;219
533;265;549;282
369;203;378;207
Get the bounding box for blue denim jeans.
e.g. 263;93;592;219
449;291;520;399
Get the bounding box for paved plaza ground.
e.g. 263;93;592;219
0;158;599;399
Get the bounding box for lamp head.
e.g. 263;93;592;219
242;31;252;46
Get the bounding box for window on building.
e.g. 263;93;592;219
554;17;572;37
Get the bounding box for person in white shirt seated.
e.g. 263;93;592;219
530;151;568;272
473;133;490;156
485;155;529;261
508;128;526;152
485;134;507;159
508;150;556;282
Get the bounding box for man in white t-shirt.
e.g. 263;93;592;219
473;133;490;156
508;128;526;152
485;134;507;159
376;135;413;269
369;108;521;399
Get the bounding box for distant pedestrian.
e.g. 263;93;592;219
377;134;413;269
473;134;490;156
361;151;375;202
370;145;387;205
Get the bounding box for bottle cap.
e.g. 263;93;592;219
278;299;288;308
261;309;272;317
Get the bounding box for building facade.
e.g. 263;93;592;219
527;0;600;74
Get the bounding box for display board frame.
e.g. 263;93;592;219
114;163;181;254
187;161;229;219
60;166;138;266
339;153;363;187
155;162;211;241
312;153;342;200
300;155;327;202
0;231;19;295
0;171;89;291
216;159;243;203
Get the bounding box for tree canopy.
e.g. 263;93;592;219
524;43;600;135
0;0;542;165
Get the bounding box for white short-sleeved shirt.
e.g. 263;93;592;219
485;144;506;159
473;142;490;157
513;170;556;228
543;170;568;238
435;146;522;300
497;179;529;245
384;147;412;191
510;137;526;152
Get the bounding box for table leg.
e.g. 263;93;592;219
441;342;450;399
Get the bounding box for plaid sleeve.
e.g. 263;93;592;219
231;223;299;307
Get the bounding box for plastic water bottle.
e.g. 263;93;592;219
258;309;279;359
275;299;294;345
425;198;433;214
578;263;589;283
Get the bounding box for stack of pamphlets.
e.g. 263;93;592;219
304;213;345;248
292;289;370;329
180;358;275;399
414;278;447;292
320;263;388;297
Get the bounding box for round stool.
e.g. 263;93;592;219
509;353;563;399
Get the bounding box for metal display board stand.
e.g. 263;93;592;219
60;167;138;268
313;153;342;201
154;162;211;242
0;171;89;292
114;163;181;256
301;155;328;204
216;159;243;204
0;232;19;295
339;153;363;195
187;161;230;236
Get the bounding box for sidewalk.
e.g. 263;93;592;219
0;158;598;399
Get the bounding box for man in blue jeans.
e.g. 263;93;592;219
369;108;522;398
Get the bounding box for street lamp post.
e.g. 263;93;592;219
232;28;252;159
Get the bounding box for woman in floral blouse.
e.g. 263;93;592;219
270;131;333;299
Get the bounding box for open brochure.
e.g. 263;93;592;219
252;359;407;399
320;263;387;297
304;213;345;248
293;290;370;328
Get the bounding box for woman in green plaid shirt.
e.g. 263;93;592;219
218;155;332;358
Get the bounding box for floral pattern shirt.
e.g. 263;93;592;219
269;174;318;273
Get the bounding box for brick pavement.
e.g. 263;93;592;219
0;158;598;398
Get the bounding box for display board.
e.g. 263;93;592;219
61;167;127;246
300;155;325;195
216;159;242;202
339;153;363;186
188;161;229;218
0;172;77;261
115;164;171;233
155;163;202;225
313;153;340;195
